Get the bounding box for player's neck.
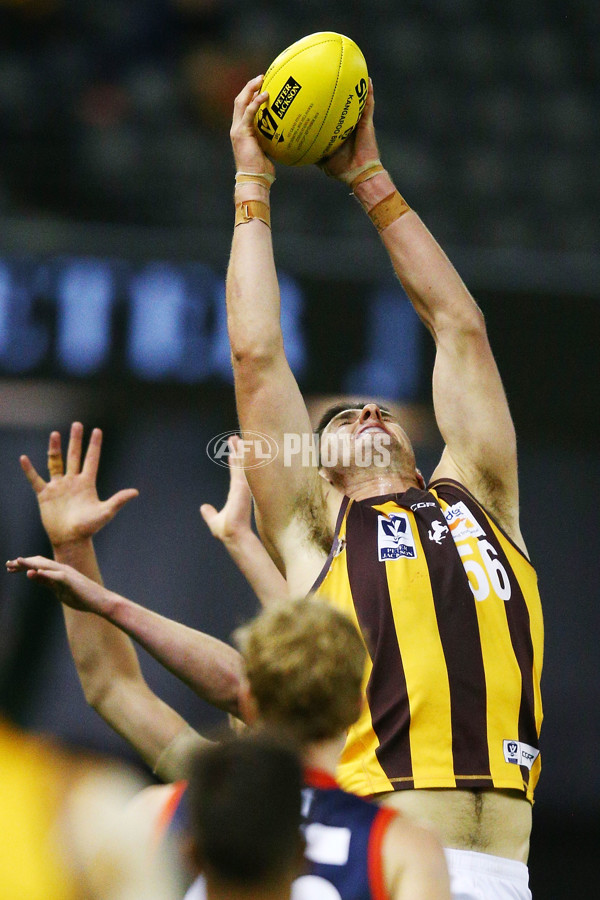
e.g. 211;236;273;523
206;878;293;900
302;734;346;776
342;470;417;501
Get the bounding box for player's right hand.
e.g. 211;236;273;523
6;555;112;615
230;75;276;178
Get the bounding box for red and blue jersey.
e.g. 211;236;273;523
160;767;396;900
296;767;395;900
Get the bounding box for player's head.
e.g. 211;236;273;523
315;401;423;489
187;733;304;894
234;596;365;744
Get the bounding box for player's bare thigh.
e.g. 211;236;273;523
377;788;532;863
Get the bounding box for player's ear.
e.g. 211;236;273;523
182;833;203;875
318;466;333;485
415;468;425;489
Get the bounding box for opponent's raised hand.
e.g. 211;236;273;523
20;422;139;549
230;75;276;177
200;435;253;545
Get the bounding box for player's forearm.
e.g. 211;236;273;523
226;183;283;365
49;538;205;777
99;684;201;779
99;591;243;715
354;172;482;337
52;535;102;582
222;529;289;608
51;537;146;707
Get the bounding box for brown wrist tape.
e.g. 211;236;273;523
368;190;410;232
235;200;271;228
235;171;275;189
351;163;386;191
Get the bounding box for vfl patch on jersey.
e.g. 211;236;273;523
503;740;540;770
377;513;417;560
444;501;486;542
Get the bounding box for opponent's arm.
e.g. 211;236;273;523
324;82;521;544
226;77;327;556
7;556;243;715
18;424;206;780
200;435;289;607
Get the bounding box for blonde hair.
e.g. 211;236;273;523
234;596;366;743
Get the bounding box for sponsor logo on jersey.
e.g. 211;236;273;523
503;739;540;770
428;519;449;544
272;77;302;119
444;501;485;542
410;501;438;511
377;513;417;560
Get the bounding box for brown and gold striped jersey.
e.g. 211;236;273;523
313;479;544;803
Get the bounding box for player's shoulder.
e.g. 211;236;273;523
124;781;188;841
381;812;449;885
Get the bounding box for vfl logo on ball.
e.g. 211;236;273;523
272;77;302;119
256;108;278;141
206;431;279;469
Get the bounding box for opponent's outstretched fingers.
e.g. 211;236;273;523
101;488;140;520
81;427;103;479
6;555;60;573
47;430;64;479
19;455;46;494
26;566;66;584
228;434;245;469
199;503;218;531
227;437;252;494
66;421;84;475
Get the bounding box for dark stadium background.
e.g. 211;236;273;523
0;1;598;895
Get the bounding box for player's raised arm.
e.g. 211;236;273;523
323;82;521;546
16;424;205;780
227;77;327;557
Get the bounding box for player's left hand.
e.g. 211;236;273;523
319;79;380;182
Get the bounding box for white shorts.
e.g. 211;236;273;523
445;849;532;900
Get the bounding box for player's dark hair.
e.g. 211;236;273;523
188;733;303;886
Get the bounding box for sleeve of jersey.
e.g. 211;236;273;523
151;780;189;847
367;807;398;900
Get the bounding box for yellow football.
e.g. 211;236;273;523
254;32;368;166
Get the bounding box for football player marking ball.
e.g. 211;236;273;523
254;32;368;166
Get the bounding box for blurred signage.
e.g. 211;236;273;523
0;255;421;399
